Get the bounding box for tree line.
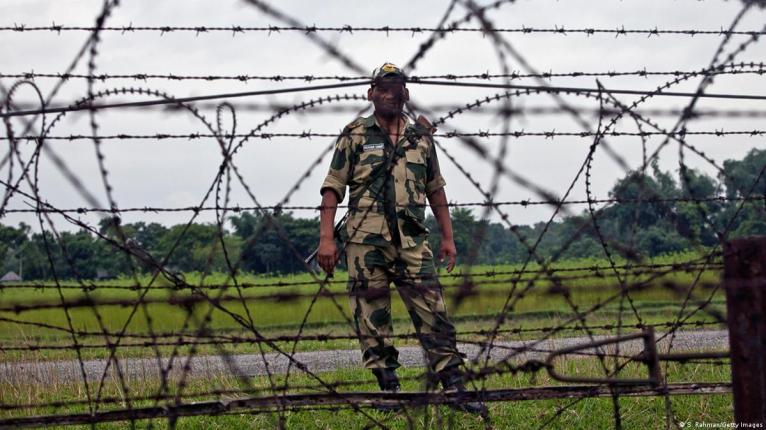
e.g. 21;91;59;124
1;149;765;280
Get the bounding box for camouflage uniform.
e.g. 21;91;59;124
320;114;464;373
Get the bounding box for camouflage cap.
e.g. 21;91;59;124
371;62;405;84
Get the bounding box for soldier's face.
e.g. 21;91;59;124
368;78;409;117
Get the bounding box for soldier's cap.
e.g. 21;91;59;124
371;62;406;86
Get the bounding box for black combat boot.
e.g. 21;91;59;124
438;366;489;417
372;368;401;412
372;368;401;392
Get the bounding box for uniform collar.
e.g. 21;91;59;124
364;113;411;132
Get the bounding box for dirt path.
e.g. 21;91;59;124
1;330;728;386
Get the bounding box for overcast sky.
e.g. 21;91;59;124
2;0;765;233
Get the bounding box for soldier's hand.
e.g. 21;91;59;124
317;238;339;275
439;239;457;273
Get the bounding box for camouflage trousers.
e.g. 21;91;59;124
346;241;464;373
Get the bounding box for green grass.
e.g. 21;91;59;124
0;354;732;428
0;251;725;363
0;251;731;428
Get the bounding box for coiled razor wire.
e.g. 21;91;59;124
1;0;763;428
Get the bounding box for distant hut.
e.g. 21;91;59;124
0;271;22;283
96;269;116;281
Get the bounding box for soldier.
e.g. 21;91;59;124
317;62;486;415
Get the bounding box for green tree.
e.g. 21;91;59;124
155;223;222;272
0;222;30;275
721;148;766;199
604;168;677;235
719;148;766;238
230;212;319;274
675;168;720;246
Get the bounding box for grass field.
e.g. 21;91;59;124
1;357;732;428
0;251;732;428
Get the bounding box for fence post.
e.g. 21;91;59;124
723;236;766;425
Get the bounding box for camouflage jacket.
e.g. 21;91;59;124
320;114;446;248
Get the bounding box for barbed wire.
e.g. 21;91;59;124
6;372;729;414
0;261;724;291
0;277;726;314
3;61;765;82
2;23;765;37
0;313;721;345
5;78;766;119
1;0;760;428
3;128;765;143
8;102;766;120
10;104;766;120
0;195;760;215
0;382;734;428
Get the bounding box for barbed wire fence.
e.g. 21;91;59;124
1;0;766;428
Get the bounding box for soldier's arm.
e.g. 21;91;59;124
428;187;457;273
318;189;339;275
424;138;456;273
317;132;353;275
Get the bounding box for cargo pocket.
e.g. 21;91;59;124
405;150;427;182
347;195;387;242
404;150;427;208
398;206;429;236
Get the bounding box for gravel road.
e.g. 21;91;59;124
1;330;728;386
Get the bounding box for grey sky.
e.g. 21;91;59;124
2;0;765;232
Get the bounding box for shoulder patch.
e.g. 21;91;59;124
345;117;366;130
411;122;431;137
406;123;433;146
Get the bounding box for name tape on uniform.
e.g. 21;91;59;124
362;143;385;152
